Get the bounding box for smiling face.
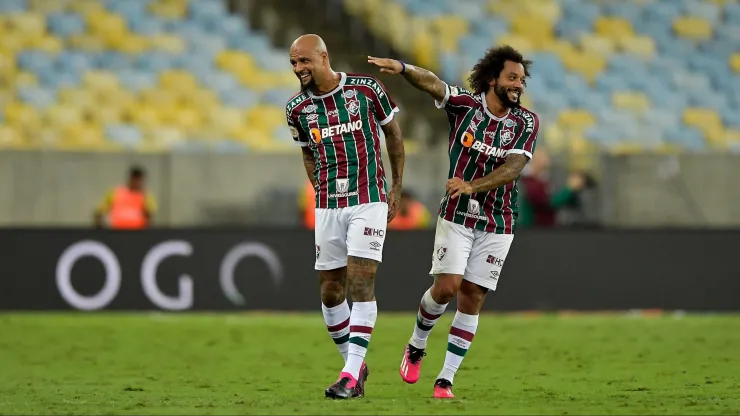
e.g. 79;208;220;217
289;35;330;92
489;60;526;108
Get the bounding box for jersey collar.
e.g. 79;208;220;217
308;72;346;99
480;92;510;121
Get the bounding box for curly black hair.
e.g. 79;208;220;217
467;45;532;95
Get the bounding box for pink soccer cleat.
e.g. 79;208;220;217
399;344;426;384
433;378;455;399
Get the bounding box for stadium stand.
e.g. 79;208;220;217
0;0;299;152
2;0;739;155
343;0;740;154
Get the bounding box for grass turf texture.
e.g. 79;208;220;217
1;312;739;415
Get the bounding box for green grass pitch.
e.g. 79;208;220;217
1;312;739;414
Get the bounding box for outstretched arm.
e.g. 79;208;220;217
367;56;446;103
446;154;530;198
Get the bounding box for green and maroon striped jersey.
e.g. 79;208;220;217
435;83;540;234
286;72;399;209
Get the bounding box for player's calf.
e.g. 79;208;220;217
399;275;459;384
319;269;350;363
400;284;450;384
435;281;485;391
336;256;378;390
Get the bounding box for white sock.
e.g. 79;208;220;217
438;310;478;384
321;300;350;363
409;288;448;349
341;301;377;380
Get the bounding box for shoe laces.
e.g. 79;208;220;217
435;378;452;389
408;345;426;364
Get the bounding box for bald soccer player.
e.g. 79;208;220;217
285;35;405;399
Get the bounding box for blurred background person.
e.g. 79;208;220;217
299;178;316;230
518;149;592;228
388;190;432;230
93;165;157;230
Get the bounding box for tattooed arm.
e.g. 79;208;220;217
446;154;530;198
301;146;317;188
381;117;405;221
367;56;446;103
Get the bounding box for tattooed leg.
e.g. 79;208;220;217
338;256;379;383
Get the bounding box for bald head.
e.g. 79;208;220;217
290;34;333;93
291;34;328;56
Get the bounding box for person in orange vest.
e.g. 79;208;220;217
299;178;316;229
388;190;432;230
94;165;157;229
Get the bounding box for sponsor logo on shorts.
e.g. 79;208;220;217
364;227;385;238
315;245;321;260
436;247;447;261
486;255;504;267
329;178;358;199
369;241;381;252
490;270;499;281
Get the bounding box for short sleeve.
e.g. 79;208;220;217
434;83;478;114
366;78;399;126
509;110;540;160
286;108;310;147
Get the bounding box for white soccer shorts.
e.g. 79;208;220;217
428;217;514;291
314;202;389;270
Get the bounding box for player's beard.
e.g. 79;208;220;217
300;74;317;92
494;84;521;108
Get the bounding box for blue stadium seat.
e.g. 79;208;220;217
255;51;287;71
683;0;721;24
95;52;133;71
17;86;56;110
199;71;240;95
106;124;143;148
0;0;27;13
47;13;86;38
176;52;214;76
666;126;706;151
263;88;296;106
208;15;248;38
38;69;81;89
187;34;227;57
687;91;728;110
135;52;177;73
643;2;682;24
219;88;259;110
471;16;509;38
189;0;229;22
569;91;609;111
129;17;166;36
228;32;274;56
17;51;56;74
118;70;157;92
642;108;680;131
55;51;94;73
439;51;461;83
726;3;740;24
602;1;641;22
105;0;149;22
721;107;740;129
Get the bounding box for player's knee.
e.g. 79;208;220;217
457;280;488;314
320;280;346;307
431;274;462;304
319;269;346;307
